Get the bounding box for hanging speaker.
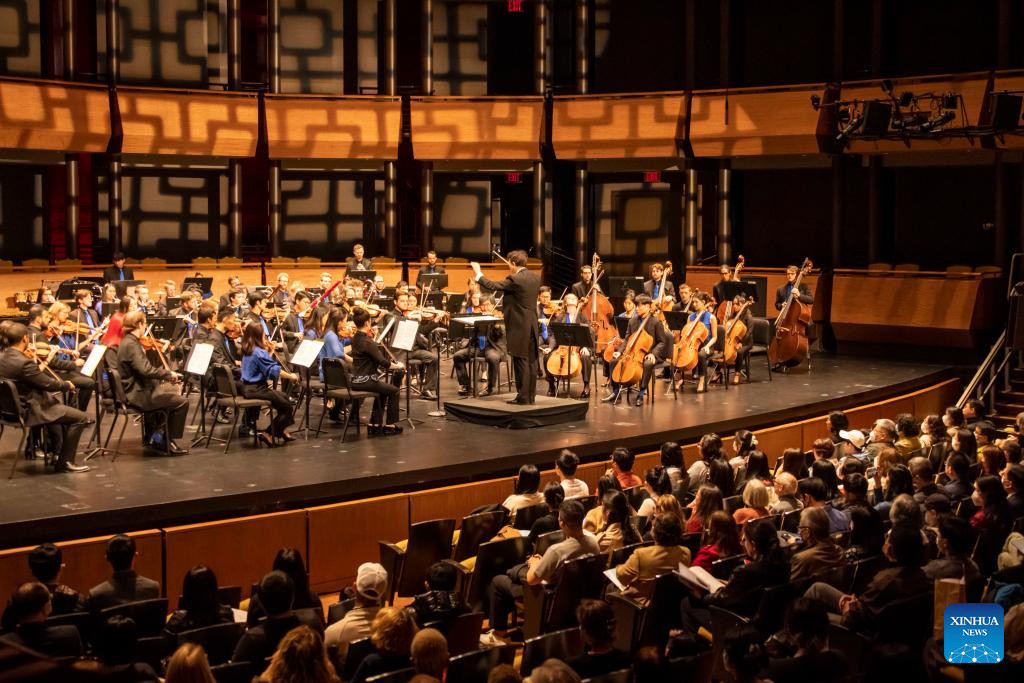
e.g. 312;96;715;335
989;93;1023;132
860;101;893;136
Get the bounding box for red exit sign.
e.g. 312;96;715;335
505;172;523;184
508;0;523;12
643;171;662;183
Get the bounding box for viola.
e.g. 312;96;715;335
768;258;813;368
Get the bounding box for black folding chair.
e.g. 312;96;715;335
463;536;531;611
379;518;457;603
513;502;551;531
746;318;773;382
519;627;583;675
446;645;516;683
341;637;376;681
0;379;33;478
533;530;564;556
103;368;169;458
428;610;485;657
317;357;377;440
210;661;253;683
207;364;271;452
452;510;506;562
176;622;247;665
96;598;169;637
365;668;416;683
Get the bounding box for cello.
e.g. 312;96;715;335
610;308;655;386
768;258;813;367
715;254;745;321
722;297;754;365
671;310;709;372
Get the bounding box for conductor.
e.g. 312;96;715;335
471;250;540;404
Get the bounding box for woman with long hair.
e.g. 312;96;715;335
728;429;758;470
258;625;339;683
951;428;979;463
708;458;735;498
736;450;772;497
165;643;216;683
596;490;641;552
780;447;809;480
584;475;624;532
692;511;744;571
686;484;724;534
240;321;299;445
351;607;418;683
872;463;914;517
970;475;1013;575
687;433;724;492
164;565;233;640
501;464;544;523
637;466;673;516
810;459;841;500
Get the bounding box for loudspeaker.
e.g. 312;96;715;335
989;93;1023;132
860;101;893;136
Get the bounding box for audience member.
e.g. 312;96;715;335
583;475;624;532
770;472;802;514
867;419;897;460
843;506;884;562
790;507;844;581
526;659;582;683
594;490;641;552
529;483;567;544
95;614;160;682
636;467;672;516
924;515;980;584
894;413;922;457
723;625;771;683
660;441;690;502
555;450;589;498
164;642;216;683
232;570;323;665
325;562;386;655
410;628;448;679
909;457;943;505
488;664;523;683
687;434;723;492
0;582;84;658
707;458;736;498
733;479;771;525
350;606;417;683
87;534;161;612
766;598;848;683
247;548;321;626
163;565;233;641
257;624;339;683
566;600;632;679
1;543;83;631
735;451;772;497
692;511;743;572
971;474;1013;575
502;465;544;523
608;447;643;489
780;447;809;480
1004;463;1024;518
707;519;791;616
686;484;723;534
615;513;691;603
410;561;468;629
798;478;850;533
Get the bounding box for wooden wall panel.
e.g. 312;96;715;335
800;418;831;451
0;530;162;607
163;511;306;600
753;424;804;467
408;478;515;525
991;74;1024;150
0;78;110;153
118;88;259;157
265;95;401;160
633;451;661;479
682;444;700;468
576;461;608;492
552;93;685;159
689;85;823;157
843;74;989;154
410;97;542;160
831;272;997;348
845;397;915;431
307;495;408;592
911;378;961;418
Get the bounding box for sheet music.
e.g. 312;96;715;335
391;320;420;352
80;344;107;378
603;568;626;592
185;343;215;376
451;315;501;324
676;563;724;594
291;339;325;368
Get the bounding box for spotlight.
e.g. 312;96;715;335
920;110;956;132
836;114;864;143
898;91;914;107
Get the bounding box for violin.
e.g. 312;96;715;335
542;302;561;317
140;325;173;372
768;258;813;368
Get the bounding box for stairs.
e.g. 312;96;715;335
992;367;1024;429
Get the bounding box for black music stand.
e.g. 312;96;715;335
112;279;145;297
663;311;688;333
607;276;645;298
389;319;423;430
345;269;377;282
147;317;184;342
449;315;499;398
100;302;118;317
56;279;103;300
418;273;448;291
183;276;213;297
548;323;594;397
182;343;215;449
83;350;113;462
614;316;630;337
445;293;466;314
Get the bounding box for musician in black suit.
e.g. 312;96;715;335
385;292;438;400
453;295;506;396
571;264;600;300
218;275;243;309
71;289;102;339
542;293;593;399
349;308;405;435
602;295;669;407
346;243;373;272
643;262;675;306
415;250;447;289
281;291;315;353
0;323;91;473
102;252;135;283
25;304;94;412
0;583;84;659
472;250;541;404
774;264;814;311
116;311;189;455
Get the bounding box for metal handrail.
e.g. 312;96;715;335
958;330;1007;408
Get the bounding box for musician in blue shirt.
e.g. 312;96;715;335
683;293;719;394
240;322;299;446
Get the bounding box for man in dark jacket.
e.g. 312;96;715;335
232;571;323;665
0;544;84;631
102;252;135;283
116;311;188;455
0;583;84;659
0;323;91;473
410;561;469;629
602;294;669;406
472;250;541;404
86;535;161;612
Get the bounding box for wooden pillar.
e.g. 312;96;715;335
106;0;122;255
533;0;548;257
421;0;433;255
831;156;844;268
717;164;732;265
573;0;589;266
64;0;78;259
685;169;698;266
384;0;397;257
267;0;282;257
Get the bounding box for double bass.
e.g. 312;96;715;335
583;254;616;353
715;254;745;321
652;261;673;318
768;258;813;367
722;297;754;365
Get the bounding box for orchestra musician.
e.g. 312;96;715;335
775;264;814;311
724;293;754;385
319;309;355;424
542;293;592;399
643;263;675;306
135;285;164;316
116;311;189;455
281;291;317;353
239;322;299;446
71;290;102;340
618;291;637;319
25;305;94;412
536;286;553;348
169;291;200;340
349;307;404;435
102;252;135;283
571;264;600;300
272;273;291;308
453;294;505;397
218;276;243;309
97;284;119;314
347;243;373;272
415;250;446;289
675;284;693;313
472;250;541;405
0;322;92;473
603;294;671;406
683;292;719;394
460;291;482;314
712;264;733;306
385;292;438;400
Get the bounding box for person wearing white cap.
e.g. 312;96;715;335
837;428;868;464
324;562;387;659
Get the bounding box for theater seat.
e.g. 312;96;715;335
378;518;456;603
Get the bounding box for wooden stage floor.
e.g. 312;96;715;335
0;355;955;547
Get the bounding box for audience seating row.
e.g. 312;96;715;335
0;378;959;607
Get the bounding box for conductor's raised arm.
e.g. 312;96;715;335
471;261;517;292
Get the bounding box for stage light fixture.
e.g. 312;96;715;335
920;110;956;132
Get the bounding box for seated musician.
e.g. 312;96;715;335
643;263;675;308
135;285;164;316
618;291;637;319
169;291;200;343
350;307;404;435
542;293;593;399
116;311;190;455
602;294;670;407
97;284;119;314
100;297;136;349
460;291;482;314
453;294;505;397
282;291;317;353
319;310;356;424
571;264;601;300
674;283;694;313
366;275;387;299
536;286;553;348
25;305;94;412
102;252;134;283
45;302;78;361
226;287;248;318
162;280;178;300
246;292;274;337
415;250;446;289
270;273;290;309
386;292;438;401
72;290;102;340
775;264;814;311
681;292;719;394
0;323;92;473
218;275;242;309
723;294;754;385
347;243;373;272
712;265;733;305
239;322;299;446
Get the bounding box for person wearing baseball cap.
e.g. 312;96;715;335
837;429;868;464
324;562;387;660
